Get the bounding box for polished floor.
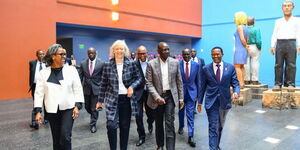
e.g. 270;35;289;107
0;98;299;150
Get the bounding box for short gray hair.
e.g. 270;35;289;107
282;0;294;7
43;44;63;66
109;40;130;58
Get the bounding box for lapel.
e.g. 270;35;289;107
92;58;100;75
189;61;196;80
122;58;129;80
110;58;118;79
180;60;186;81
32;60;38;74
167;58;171;86
208;63;218;83
155;58;163;85
220;62;227;84
84;59;90;76
137;60;145;79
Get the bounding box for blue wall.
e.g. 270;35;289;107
57;23;192;63
201;0;300;86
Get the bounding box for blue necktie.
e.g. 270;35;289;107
39;62;42;71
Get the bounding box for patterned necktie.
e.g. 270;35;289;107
216;64;220;83
89;61;93;76
185;62;189;80
39;62;42;71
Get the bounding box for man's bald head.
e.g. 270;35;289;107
137;45;147;62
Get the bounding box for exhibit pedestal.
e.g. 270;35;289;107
233;88;252;106
245;84;268;99
262;88;300;109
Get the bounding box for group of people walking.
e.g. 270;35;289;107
29;40;240;150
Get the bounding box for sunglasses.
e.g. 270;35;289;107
55;53;67;56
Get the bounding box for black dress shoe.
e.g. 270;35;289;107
30;123;39;129
156;146;164;150
90;126;97;133
136;138;145;146
178;128;184;135
148;124;153;134
188;136;196;147
43;120;49;124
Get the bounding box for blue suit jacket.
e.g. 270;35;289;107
199;61;240;110
180;60;201;101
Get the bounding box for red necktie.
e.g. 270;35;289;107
185;62;189;80
89;61;93;76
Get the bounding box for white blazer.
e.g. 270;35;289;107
34;65;84;113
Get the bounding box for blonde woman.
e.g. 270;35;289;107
234;11;249;88
97;40;142;150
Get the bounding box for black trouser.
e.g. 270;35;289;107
135;90;155;139
31;84;48;125
47;108;74;150
107;95;131;150
275;39;297;87
155;91;175;150
84;92;99;127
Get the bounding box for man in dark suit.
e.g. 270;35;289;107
191;48;205;114
79;47;104;133
178;48;202;147
146;42;184;150
198;46;240;150
135;45;155;146
29;49;47;129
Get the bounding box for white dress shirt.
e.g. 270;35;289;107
116;63;128;94
192;57;199;63
271;16;300;48
183;60;191;77
34;60;46;83
160;58;170;91
213;61;223;81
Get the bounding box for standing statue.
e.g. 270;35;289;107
244;16;262;85
270;0;300;91
233;11;249;89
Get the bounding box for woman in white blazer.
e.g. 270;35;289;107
34;44;84;150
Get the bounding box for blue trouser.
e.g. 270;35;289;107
206;99;229;150
178;94;195;136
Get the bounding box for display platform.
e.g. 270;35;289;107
233;88;252;106
245;84;268;99
262;87;300;109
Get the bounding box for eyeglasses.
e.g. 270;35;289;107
55;53;67;56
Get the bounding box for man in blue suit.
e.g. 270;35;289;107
178;48;202;147
191;48;205;114
198;46;240;150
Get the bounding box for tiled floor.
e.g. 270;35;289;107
0;98;299;150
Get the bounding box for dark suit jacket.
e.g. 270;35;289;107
29;60;38;92
98;57;142;121
180;60;201;101
79;58;104;95
135;60;147;101
199;61;240;110
197;57;205;68
146;57;184;109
